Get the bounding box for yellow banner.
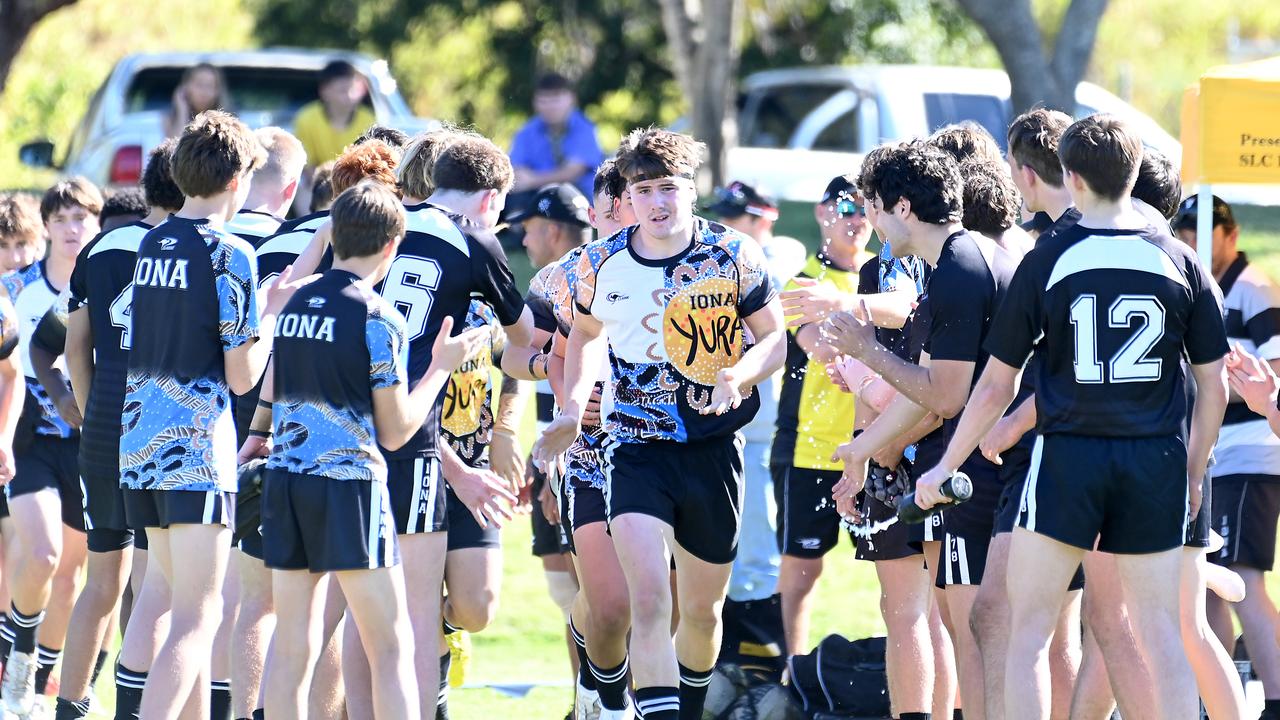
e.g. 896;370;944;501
1196;57;1280;185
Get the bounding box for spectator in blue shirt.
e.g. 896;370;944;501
509;73;604;200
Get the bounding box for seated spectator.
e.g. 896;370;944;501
509;72;604;201
294;60;377;211
164;63;228;138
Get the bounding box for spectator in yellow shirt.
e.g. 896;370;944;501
293;60;376;212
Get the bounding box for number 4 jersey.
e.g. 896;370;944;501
66;221;152;481
986;223;1229;437
375;202;524;461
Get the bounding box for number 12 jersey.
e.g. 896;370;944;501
986;223;1228;438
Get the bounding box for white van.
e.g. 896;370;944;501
727;65;1182;202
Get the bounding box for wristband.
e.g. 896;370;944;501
257;399;273;410
854;375;877;398
248;428;271;439
528;352;546;380
492;428;518;439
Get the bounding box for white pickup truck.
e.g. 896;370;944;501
727;65;1183;202
18;48;435;189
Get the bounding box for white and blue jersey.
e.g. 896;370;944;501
120;216;260;493
268;270;409;483
2;261;77;438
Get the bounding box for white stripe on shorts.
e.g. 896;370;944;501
1020;435;1045;532
202;490;216;525
601;437;620;522
367;481;381;569
956;536;971;585
408;457;426;533
423;459;440;532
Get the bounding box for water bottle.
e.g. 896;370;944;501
896;471;973;524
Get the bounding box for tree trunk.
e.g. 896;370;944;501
955;0;1110;115
658;0;743;190
0;0;78;93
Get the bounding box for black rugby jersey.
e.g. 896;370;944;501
226;209;284;250
373;203;524;460
121;216;259;492
987;223;1228;438
64;222;151;475
231;210;331;445
268;269;408;482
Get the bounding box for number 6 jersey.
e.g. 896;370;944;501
374;202;525;461
986;223;1229;437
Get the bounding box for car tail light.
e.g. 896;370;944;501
109;145;143;184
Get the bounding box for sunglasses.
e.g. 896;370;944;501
836;198;865;217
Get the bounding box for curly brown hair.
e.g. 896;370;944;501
331;139;401;197
959;159;1021;236
614;127;704;183
929;123;1005;169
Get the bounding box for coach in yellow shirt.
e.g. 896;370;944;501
293;60;376;209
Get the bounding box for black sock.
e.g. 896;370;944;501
954;711;965;720
589;656;630;711
635;686;679;719
54;696;92;720
677;664;712;720
568;619;596;692
1267;699;1280;712
0;612;12;660
9;603;44;655
442;617;463;636
437;652;451;718
210;679;231;720
90;650;109;688
114;664;146;720
901;714;932;720
251;710;265;720
35;644;61;693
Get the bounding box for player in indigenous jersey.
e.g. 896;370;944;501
822;141;1019;720
22;141;185;720
502;176;620;720
258;182;487;720
291;133;531;717
0;177;102;717
536;128;786;720
116;110;301;720
224;128;306;250
914;115;1229;720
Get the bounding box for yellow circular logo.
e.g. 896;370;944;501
662;277;741;385
442;348;491;436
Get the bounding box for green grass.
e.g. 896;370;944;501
70;202;1280;718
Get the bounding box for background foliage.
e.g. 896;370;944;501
4;0;1278;192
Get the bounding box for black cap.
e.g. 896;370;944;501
508;183;591;228
704;181;779;220
1173;195;1236;233
821;174;858;204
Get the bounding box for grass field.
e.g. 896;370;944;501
78;202;1280;718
